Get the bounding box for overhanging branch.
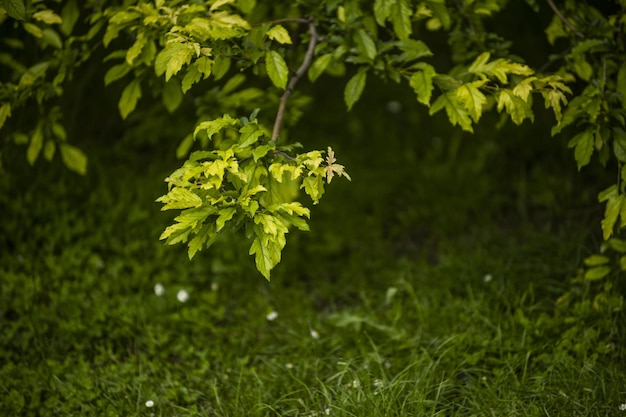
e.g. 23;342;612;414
271;20;318;143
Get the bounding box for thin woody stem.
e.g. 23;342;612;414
545;0;584;38
271;21;318;143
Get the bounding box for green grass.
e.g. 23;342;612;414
1;120;625;416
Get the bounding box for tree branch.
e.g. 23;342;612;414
271;21;318;143
545;0;583;38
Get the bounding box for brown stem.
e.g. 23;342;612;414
545;0;583;38
271;21;318;143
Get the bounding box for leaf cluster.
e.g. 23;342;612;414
156;113;349;279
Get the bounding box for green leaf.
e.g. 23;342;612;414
601;193;624;240
429;91;474;133
60;0;79;35
410;64;435;105
373;0;393;26
43;139;55;161
193;115;238;139
390;0;412;40
396;39;432;62
238;123;264;147
265;50;288;89
496;89;534;125
584;266;611;281
344;68;367;111
60;143;87;175
126;32;147;66
157;187;203;210
104;63;131;86
266;25;292;44
33;10;62;25
155;42;195;82
118;78;142;119
27;125;43;165
567;128;593;171
3;0;26;21
301;175;325;204
216;207;237;231
354;29;377;61
0;103;11;130
24;23;43;38
583;254;610;266
308;53;333;82
162;78;183;113
252;144;274;162
176;134;194;159
456;81;487;122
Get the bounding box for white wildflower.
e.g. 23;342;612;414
620;403;626;411
154;283;165;296
310;329;320;339
324;406;332;415
266;310;278;321
349;379;359;388
145;400;154;408
483;274;493;283
177;289;189;303
285;363;294;369
373;379;383;388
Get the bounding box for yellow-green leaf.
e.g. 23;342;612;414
354;29;377;61
456;81;487;122
430;91;474;133
410;64;435;105
33;10;62;25
266;25;292;44
584;266;611;281
308;53;333;82
60;143;87;175
155;42;195;82
27;125;44;165
118;78;142;119
601;193;624;240
0;103;11;130
567;128;593;171
391;0;412;40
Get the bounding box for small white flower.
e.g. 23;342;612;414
154;283;165;296
349;379;359;388
266;310;278;321
145;400;154;408
310;329;320;339
324;407;331;415
177;289;189;303
285;363;294;369
619;403;626;411
373;379;383;388
483;274;493;283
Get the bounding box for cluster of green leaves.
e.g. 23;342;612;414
156;113;349;279
0;0;89;174
543;2;626;242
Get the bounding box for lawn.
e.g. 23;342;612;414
1;88;625;416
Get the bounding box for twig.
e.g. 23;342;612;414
252;18;310;27
271;20;318;143
545;0;584;38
